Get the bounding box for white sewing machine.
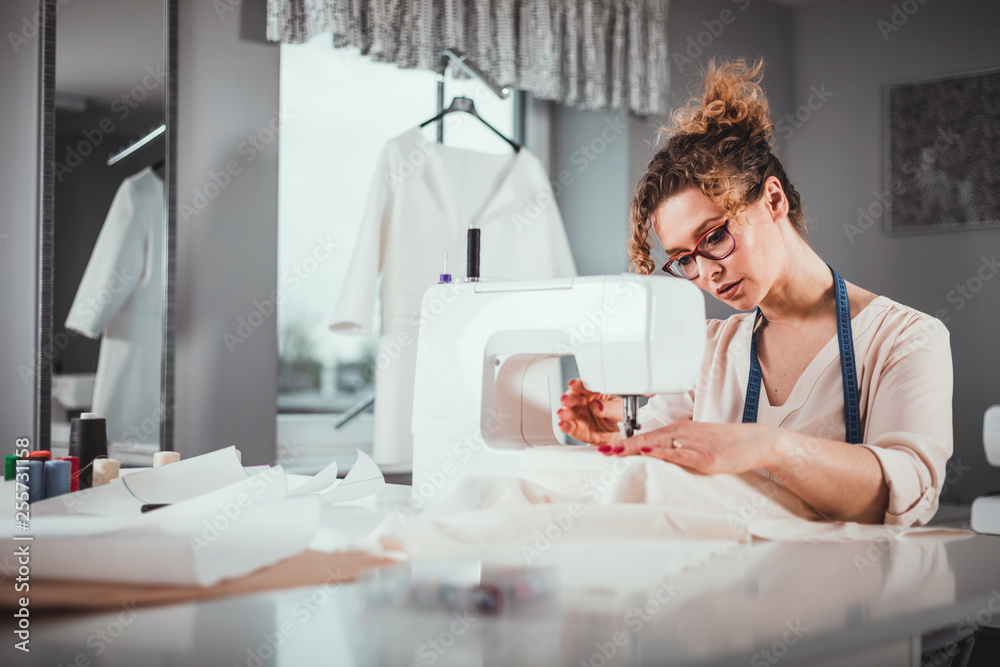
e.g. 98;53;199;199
970;405;1000;534
411;275;706;504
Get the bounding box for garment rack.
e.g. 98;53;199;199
107;124;166;167
435;49;510;144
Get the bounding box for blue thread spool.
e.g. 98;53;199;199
43;460;71;499
24;460;44;503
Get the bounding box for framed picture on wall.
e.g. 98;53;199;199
884;68;1000;234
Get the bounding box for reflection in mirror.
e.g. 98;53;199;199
52;0;165;459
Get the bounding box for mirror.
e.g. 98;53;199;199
41;0;176;458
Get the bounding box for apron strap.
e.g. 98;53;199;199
742;266;862;444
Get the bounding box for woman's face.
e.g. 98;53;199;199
653;180;787;311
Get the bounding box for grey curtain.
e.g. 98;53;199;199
265;0;670;116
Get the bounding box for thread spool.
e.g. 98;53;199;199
92;458;121;487
69;413;107;489
23;460;44;503
56;456;80;492
466;228;481;281
4;455;19;481
153;451;180;467
43;460;71;499
27;450;52;462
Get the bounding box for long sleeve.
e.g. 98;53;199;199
860;318;953;527
65;179;145;339
329;140;397;334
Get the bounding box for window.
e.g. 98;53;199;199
277;40;517;430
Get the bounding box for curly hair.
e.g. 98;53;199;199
628;58;805;275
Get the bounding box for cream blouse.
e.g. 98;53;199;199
638;296;953;528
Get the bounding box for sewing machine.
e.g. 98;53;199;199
971;405;1000;534
411;275;706;503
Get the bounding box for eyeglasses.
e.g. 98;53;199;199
662;221;736;280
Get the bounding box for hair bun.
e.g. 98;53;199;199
666;58;773;145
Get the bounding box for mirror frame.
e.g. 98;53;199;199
36;0;177;452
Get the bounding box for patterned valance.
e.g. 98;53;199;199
266;0;670;116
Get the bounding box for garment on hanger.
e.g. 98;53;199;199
65;167;164;445
331;126;578;470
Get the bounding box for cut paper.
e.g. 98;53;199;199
4;448;385;587
30;495;319;586
31;446;249;517
318;450;385;505
288;460;339;496
9;462;319;586
121;446;248;503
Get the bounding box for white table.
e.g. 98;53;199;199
15;488;1000;666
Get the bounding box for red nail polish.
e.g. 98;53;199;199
612;446;624;454
598;445;611;452
640;447;651;453
596;400;604;411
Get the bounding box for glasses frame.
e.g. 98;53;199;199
661;222;736;279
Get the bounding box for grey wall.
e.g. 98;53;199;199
0;0;42;449
787;0;1000;502
174;0;280;464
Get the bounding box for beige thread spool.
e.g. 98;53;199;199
153;451;181;467
92;458;121;486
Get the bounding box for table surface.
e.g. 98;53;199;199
10;487;1000;667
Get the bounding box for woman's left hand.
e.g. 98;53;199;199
608;419;781;475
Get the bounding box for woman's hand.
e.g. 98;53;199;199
557;378;623;446
610;419;780;475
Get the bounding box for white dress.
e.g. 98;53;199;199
331;127;578;469
65;168;164;445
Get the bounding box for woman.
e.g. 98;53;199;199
557;60;952;527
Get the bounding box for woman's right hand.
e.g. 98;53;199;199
557;378;624;446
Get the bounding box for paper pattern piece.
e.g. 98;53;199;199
3;447;384;587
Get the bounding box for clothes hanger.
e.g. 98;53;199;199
420;96;521;153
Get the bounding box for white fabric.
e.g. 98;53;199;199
367;447;969;586
638;296;954;528
65;168;164;446
331;127;577;468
